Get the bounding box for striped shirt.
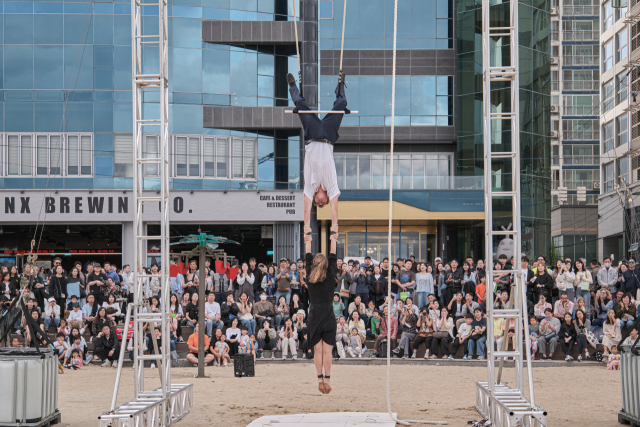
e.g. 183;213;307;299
303;141;341;202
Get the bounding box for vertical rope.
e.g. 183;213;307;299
385;0;446;424
339;0;347;78
292;0;302;85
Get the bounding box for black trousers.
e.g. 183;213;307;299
94;348;117;362
258;338;276;351
451;336;469;356
560;338;574;356
576;334;589;354
413;335;430;353
430;335;452;356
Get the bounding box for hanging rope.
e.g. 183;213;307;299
385;0;446;424
292;0;302;89
338;0;347;84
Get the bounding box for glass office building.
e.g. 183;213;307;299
456;0;552;259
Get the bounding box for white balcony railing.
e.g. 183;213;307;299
562;155;600;166
563;80;598;91
563;105;598;115
563;130;598;140
553;179;598;190
563;55;598;66
563;30;599;42
562;5;599;15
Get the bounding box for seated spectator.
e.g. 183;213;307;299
127;333;149;362
204;292;224;337
429;307;454;359
554;292;574;320
372;306;398;358
64;333;87;366
364;300;377;324
606;345;621;370
211;334;231;367
573;310;591;361
404;297;419;317
368;309;382;338
246;334;258;361
572;297;589;320
149;328;178;364
43;297;61;328
468;308;487;360
332;293;345;320
614;293;636;329
448;292;465;326
94;325;120;367
57;318;71;342
237;292;257;335
186;323;214;365
237;327;250;353
346;327;363;358
11;336;21;348
348;311;366;343
528;317;539;359
493;290;509;310
53;332;68;362
538;308;560;360
257;320;277;358
225;318;241;356
348;295;366;325
559;313;577;361
221;293;238;327
459;293;479;329
602;309;622;357
253;290;275;330
336;316;349;353
621;327;639;347
289;292;306;319
292;310;306;336
68;303;84;331
450;314;474;360
82;294;100;337
275;295;290;329
412;307;434;359
533;294;552;322
92;307;116;337
393;301;418;359
103;293;122;322
169;293;184;342
185;293;199;328
593;288;614;327
66;295;80;312
279;318;298;360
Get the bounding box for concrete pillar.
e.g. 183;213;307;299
122;222;134;268
437;222;447;261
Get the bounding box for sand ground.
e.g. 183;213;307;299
58;363;621;427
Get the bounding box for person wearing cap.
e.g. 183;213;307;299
43;297;61;328
68;302;85;330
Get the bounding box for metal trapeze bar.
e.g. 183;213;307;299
285;110;358;114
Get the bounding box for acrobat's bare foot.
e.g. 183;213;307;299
317;376;326;394
323;376;332;394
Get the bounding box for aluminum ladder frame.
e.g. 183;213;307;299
478;0;547;425
100;0;192;424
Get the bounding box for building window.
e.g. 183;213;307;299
319;0;333;19
4;134;91;177
114;134;134;178
617;28;628;63
617;73;628;105
617;115;628;147
618;157;629;185
603;39;614;72
603;80;614;113
603;1;613;31
563;119;599;140
231;138;256;179
66;135;92;176
562;144;599;165
172;136;256;180
604;162;614;193
7;135;32;176
35;135;62;176
174;136;200;177
603;121;615;153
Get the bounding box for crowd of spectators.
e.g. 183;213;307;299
2;253;639;369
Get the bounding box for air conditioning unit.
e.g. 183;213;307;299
594;182;601;189
550;130;559;138
550;57;559;65
550;105;559;113
550;7;558;15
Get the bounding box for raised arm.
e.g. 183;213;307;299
330;196;339;228
330;224;338;255
304;225;312;254
304;194;313;228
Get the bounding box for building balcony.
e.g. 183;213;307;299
562;155;600;166
562;5;599;15
563;55;598;66
562;30;599;42
562;105;597;115
563;80;598;91
552;179;597;190
563;130;598;140
339;175;485;191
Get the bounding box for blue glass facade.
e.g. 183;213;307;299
0;0;303;190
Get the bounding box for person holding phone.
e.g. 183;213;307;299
538;308;560;360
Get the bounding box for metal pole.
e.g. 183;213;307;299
197;246;206;378
110;304;133;411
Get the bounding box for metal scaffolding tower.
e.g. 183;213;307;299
476;0;547;425
99;0;193;424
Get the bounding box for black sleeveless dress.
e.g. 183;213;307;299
305;252;338;347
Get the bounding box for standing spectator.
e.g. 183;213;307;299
279;318;298;359
396;261;417;303
574;259;592;317
183;260;199;297
533;267;554;302
602;309;622;357
1;272;15;303
614;293;636;329
237;292;257;335
450;314;474;360
87;263;108;305
369;265;389;308
186;323;214;365
435;263;447;308
468;308;487;360
414;263;433;310
353;263;371;306
121;264;133;296
593;288;614;327
556;259;575;302
520;257;535;302
275;295;290;328
559;312;577;361
65;266;84;303
94;324;119;367
146;264;161;298
49;265;67;309
573;310;591;361
476;273;487;305
204;292;223;337
236;262;256;304
393;301;418;358
82;294;100;337
44;298;61;328
248;258;263;303
275;258;291;304
622;259;639;297
461;262;476;299
289;262;301;300
253;290;275;330
336;263;352;317
257;320;277;358
263;265;277;296
598;257;619;295
185;293;199;327
538;308;560;360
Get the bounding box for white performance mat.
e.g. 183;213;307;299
246;412;397;426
